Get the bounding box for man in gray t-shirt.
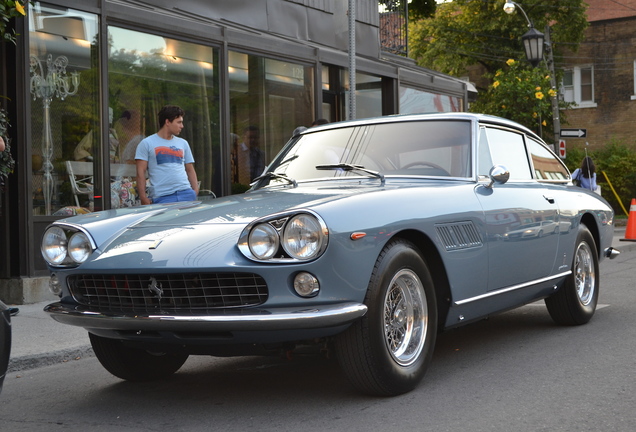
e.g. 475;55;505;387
135;105;199;205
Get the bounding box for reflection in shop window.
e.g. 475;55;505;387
29;3;99;216
229;51;314;193
108;27;221;206
399;86;463;114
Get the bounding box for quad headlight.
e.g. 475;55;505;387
41;224;95;266
239;211;328;262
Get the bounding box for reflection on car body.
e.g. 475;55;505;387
504;219;559;240
41;113;619;396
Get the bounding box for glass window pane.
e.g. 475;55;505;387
343;71;382;119
264;120;472;185
483;128;531;180
29;4;99;215
108;27;220;205
399;86;463;113
527;138;568;181
229;51;314;192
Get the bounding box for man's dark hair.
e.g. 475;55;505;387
158;105;185;126
244;125;260;135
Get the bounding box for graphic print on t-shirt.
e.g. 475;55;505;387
155;146;184;164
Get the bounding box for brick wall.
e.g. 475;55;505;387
561;18;636;151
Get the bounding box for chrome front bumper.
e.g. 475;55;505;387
44;302;368;332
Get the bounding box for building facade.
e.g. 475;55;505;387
0;0;471;303
559;0;636;149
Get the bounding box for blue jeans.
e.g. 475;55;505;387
153;188;197;204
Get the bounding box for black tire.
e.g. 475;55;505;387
335;239;438;396
89;333;189;381
545;225;599;325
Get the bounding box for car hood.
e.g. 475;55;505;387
58;182;424;268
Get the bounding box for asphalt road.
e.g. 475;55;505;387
1;249;635;432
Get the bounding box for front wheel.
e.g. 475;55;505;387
545;225;599;325
335;239;437;396
89;333;189;381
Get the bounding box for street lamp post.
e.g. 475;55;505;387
503;1;560;148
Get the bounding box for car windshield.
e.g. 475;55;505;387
257;120;472;187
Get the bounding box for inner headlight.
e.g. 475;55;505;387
41;226;68;265
68;232;92;263
249;223;279;259
238;211;329;262
282;214;326;260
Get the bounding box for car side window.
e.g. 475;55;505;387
526;137;570;181
477;127;493;178
482;127;532;180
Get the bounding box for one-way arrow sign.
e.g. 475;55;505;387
560;128;587;138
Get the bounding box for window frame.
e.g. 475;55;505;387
561;66;597;108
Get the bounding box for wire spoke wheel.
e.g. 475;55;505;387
574;242;595;306
546;225;599;326
384;269;427;366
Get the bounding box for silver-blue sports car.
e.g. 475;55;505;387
42;113;619;396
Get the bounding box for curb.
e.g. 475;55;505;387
7;346;94;373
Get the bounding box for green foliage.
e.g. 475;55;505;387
409;0;588;76
379;0;436;20
468;58;572;142
564;140;636;216
0;0;27;44
0;108;16;185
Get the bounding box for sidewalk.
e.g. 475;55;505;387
6;227;636;373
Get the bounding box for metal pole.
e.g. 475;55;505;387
348;0;356;120
544;25;560;150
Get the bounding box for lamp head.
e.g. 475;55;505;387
503;1;516;15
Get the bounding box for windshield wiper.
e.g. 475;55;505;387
316;163;385;183
253;171;298;187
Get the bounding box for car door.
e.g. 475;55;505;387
474;126;560;291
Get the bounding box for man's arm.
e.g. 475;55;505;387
136;159;151;205
185;163;199;195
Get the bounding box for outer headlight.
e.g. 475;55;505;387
41;224;95;267
68;232;92;263
282;214;327;260
249;223;279;260
41;226;68;265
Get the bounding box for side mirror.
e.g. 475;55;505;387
487;165;510;188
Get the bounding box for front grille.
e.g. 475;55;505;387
68;273;268;311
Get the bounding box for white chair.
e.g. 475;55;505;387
66;161;94;207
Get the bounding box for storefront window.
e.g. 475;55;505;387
29;3;99;216
108;27;221;204
399;86;463;114
344;71;383;119
229;51;314;193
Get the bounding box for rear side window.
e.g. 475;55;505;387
526;138;570;181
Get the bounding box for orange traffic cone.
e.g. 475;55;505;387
621;198;636;241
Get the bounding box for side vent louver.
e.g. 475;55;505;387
436;222;483;251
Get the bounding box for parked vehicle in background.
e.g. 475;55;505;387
41;113;619;396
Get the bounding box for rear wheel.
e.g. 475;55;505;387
336;239;437;396
545;225;599;325
89;333;189;381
